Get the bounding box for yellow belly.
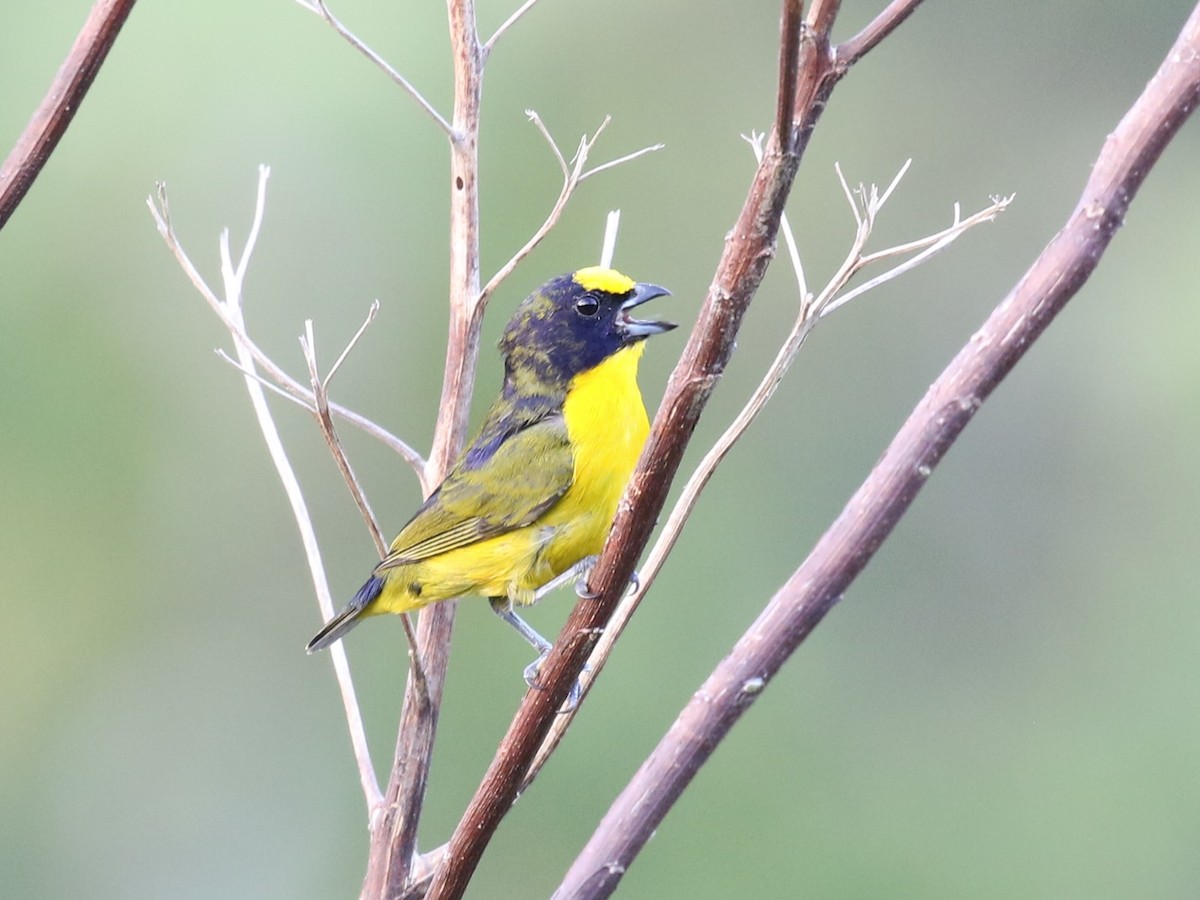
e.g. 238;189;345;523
373;344;649;614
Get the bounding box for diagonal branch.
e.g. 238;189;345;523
482;0;545;56
298;319;427;684
300;316;386;554
837;0;926;69
295;0;456;139
424;0;915;896
0;0;137;230
555;4;1200;895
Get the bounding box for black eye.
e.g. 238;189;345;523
575;293;601;317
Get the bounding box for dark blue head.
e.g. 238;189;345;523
499;267;674;386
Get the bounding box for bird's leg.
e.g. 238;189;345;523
532;556;598;602
532;555;640;602
489;597;583;711
490;596;552;655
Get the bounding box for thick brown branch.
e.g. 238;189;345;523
0;0;137;230
554;5;1200;896
421;1;918;896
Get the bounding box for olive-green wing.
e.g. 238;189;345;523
376;413;573;569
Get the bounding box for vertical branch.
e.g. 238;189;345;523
364;1;485;896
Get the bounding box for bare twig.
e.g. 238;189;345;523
556;5;1200;895
328;300;380;384
0;0;137;230
148;168;383;811
579;142;665;181
599;210;620;269
143;209;426;479
300;319;428;693
837;0;926;68
295;0;455;139
300;318;385;553
483;0;545;56
478;113;662;309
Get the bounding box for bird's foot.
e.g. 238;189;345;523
523;652;589;713
575;566;640;600
532;557;642;602
533;556;598;603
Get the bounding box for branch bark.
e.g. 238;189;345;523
554;4;1200;896
423;1;931;896
0;0;137;230
361;0;486;894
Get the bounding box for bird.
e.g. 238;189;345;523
306;266;674;692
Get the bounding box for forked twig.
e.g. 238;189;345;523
299;318;427;680
148;167;383;811
141;200;424;479
300;316;385;553
478;113;663;308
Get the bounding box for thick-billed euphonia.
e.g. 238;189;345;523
306;267;674;681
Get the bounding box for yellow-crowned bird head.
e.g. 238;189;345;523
499;267;674;387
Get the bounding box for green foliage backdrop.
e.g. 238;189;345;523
1;2;1198;897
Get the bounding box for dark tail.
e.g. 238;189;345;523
305;575;385;653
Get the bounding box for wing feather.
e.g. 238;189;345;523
376;412;573;570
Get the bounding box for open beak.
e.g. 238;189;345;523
618;282;675;339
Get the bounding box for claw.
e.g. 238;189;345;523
523;652;588;713
522;652;547;690
576;567;640;600
535;556;598;603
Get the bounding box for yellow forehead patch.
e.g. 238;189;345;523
572;266;635;295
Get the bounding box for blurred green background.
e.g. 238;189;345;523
3;1;1199;897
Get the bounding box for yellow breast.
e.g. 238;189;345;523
534;343;649;582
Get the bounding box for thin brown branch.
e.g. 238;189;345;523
363;1;485;895
300;319;430;708
424;3;878;897
300;319;386;554
556;5;1200;896
837;0;926;69
0;0;137;230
